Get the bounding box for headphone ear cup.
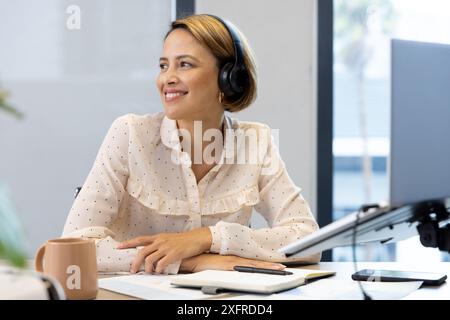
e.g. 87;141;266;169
229;66;249;95
218;62;235;98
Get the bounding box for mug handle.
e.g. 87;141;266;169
35;244;46;272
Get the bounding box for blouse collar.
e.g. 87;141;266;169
160;114;235;168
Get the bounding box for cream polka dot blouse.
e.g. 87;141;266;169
62;112;320;274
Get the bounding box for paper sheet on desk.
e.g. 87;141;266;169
99;274;231;300
278;279;423;300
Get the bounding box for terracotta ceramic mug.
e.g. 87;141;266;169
35;238;98;300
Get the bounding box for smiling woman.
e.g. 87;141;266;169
61;14;320;275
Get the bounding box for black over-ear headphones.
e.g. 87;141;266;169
206;15;250;101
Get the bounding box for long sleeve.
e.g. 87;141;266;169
208;133;321;264
62;115;133;272
62;115;180;274
63;116;129;238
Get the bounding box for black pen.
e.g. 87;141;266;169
233;266;293;275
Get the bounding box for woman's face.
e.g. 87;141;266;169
157;28;223;120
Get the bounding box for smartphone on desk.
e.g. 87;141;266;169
352;269;447;286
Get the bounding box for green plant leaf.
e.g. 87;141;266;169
0;102;24;119
0;89;24;119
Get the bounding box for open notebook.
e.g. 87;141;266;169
171;268;336;294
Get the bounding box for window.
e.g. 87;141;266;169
332;0;450;262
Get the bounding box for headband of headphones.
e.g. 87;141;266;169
206;14;250;99
206;15;245;70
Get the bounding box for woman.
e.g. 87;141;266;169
62;14;320;275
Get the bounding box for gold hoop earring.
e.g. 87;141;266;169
218;91;225;105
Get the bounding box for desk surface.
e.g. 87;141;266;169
2;260;448;300
97;262;450;300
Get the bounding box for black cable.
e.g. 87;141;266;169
353;206;373;300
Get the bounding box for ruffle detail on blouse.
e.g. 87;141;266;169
201;185;260;215
126;178;260;216
126;178;191;216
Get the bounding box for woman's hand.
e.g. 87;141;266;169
180;254;286;273
117;227;212;274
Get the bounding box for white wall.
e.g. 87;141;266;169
196;0;318;226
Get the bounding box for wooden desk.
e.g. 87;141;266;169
96;262;450;300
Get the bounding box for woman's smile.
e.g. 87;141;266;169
164;89;189;103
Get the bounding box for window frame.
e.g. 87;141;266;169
176;0;195;19
317;0;334;262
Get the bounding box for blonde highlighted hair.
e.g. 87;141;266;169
165;14;257;113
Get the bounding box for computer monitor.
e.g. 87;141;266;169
390;39;450;207
279;39;450;258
